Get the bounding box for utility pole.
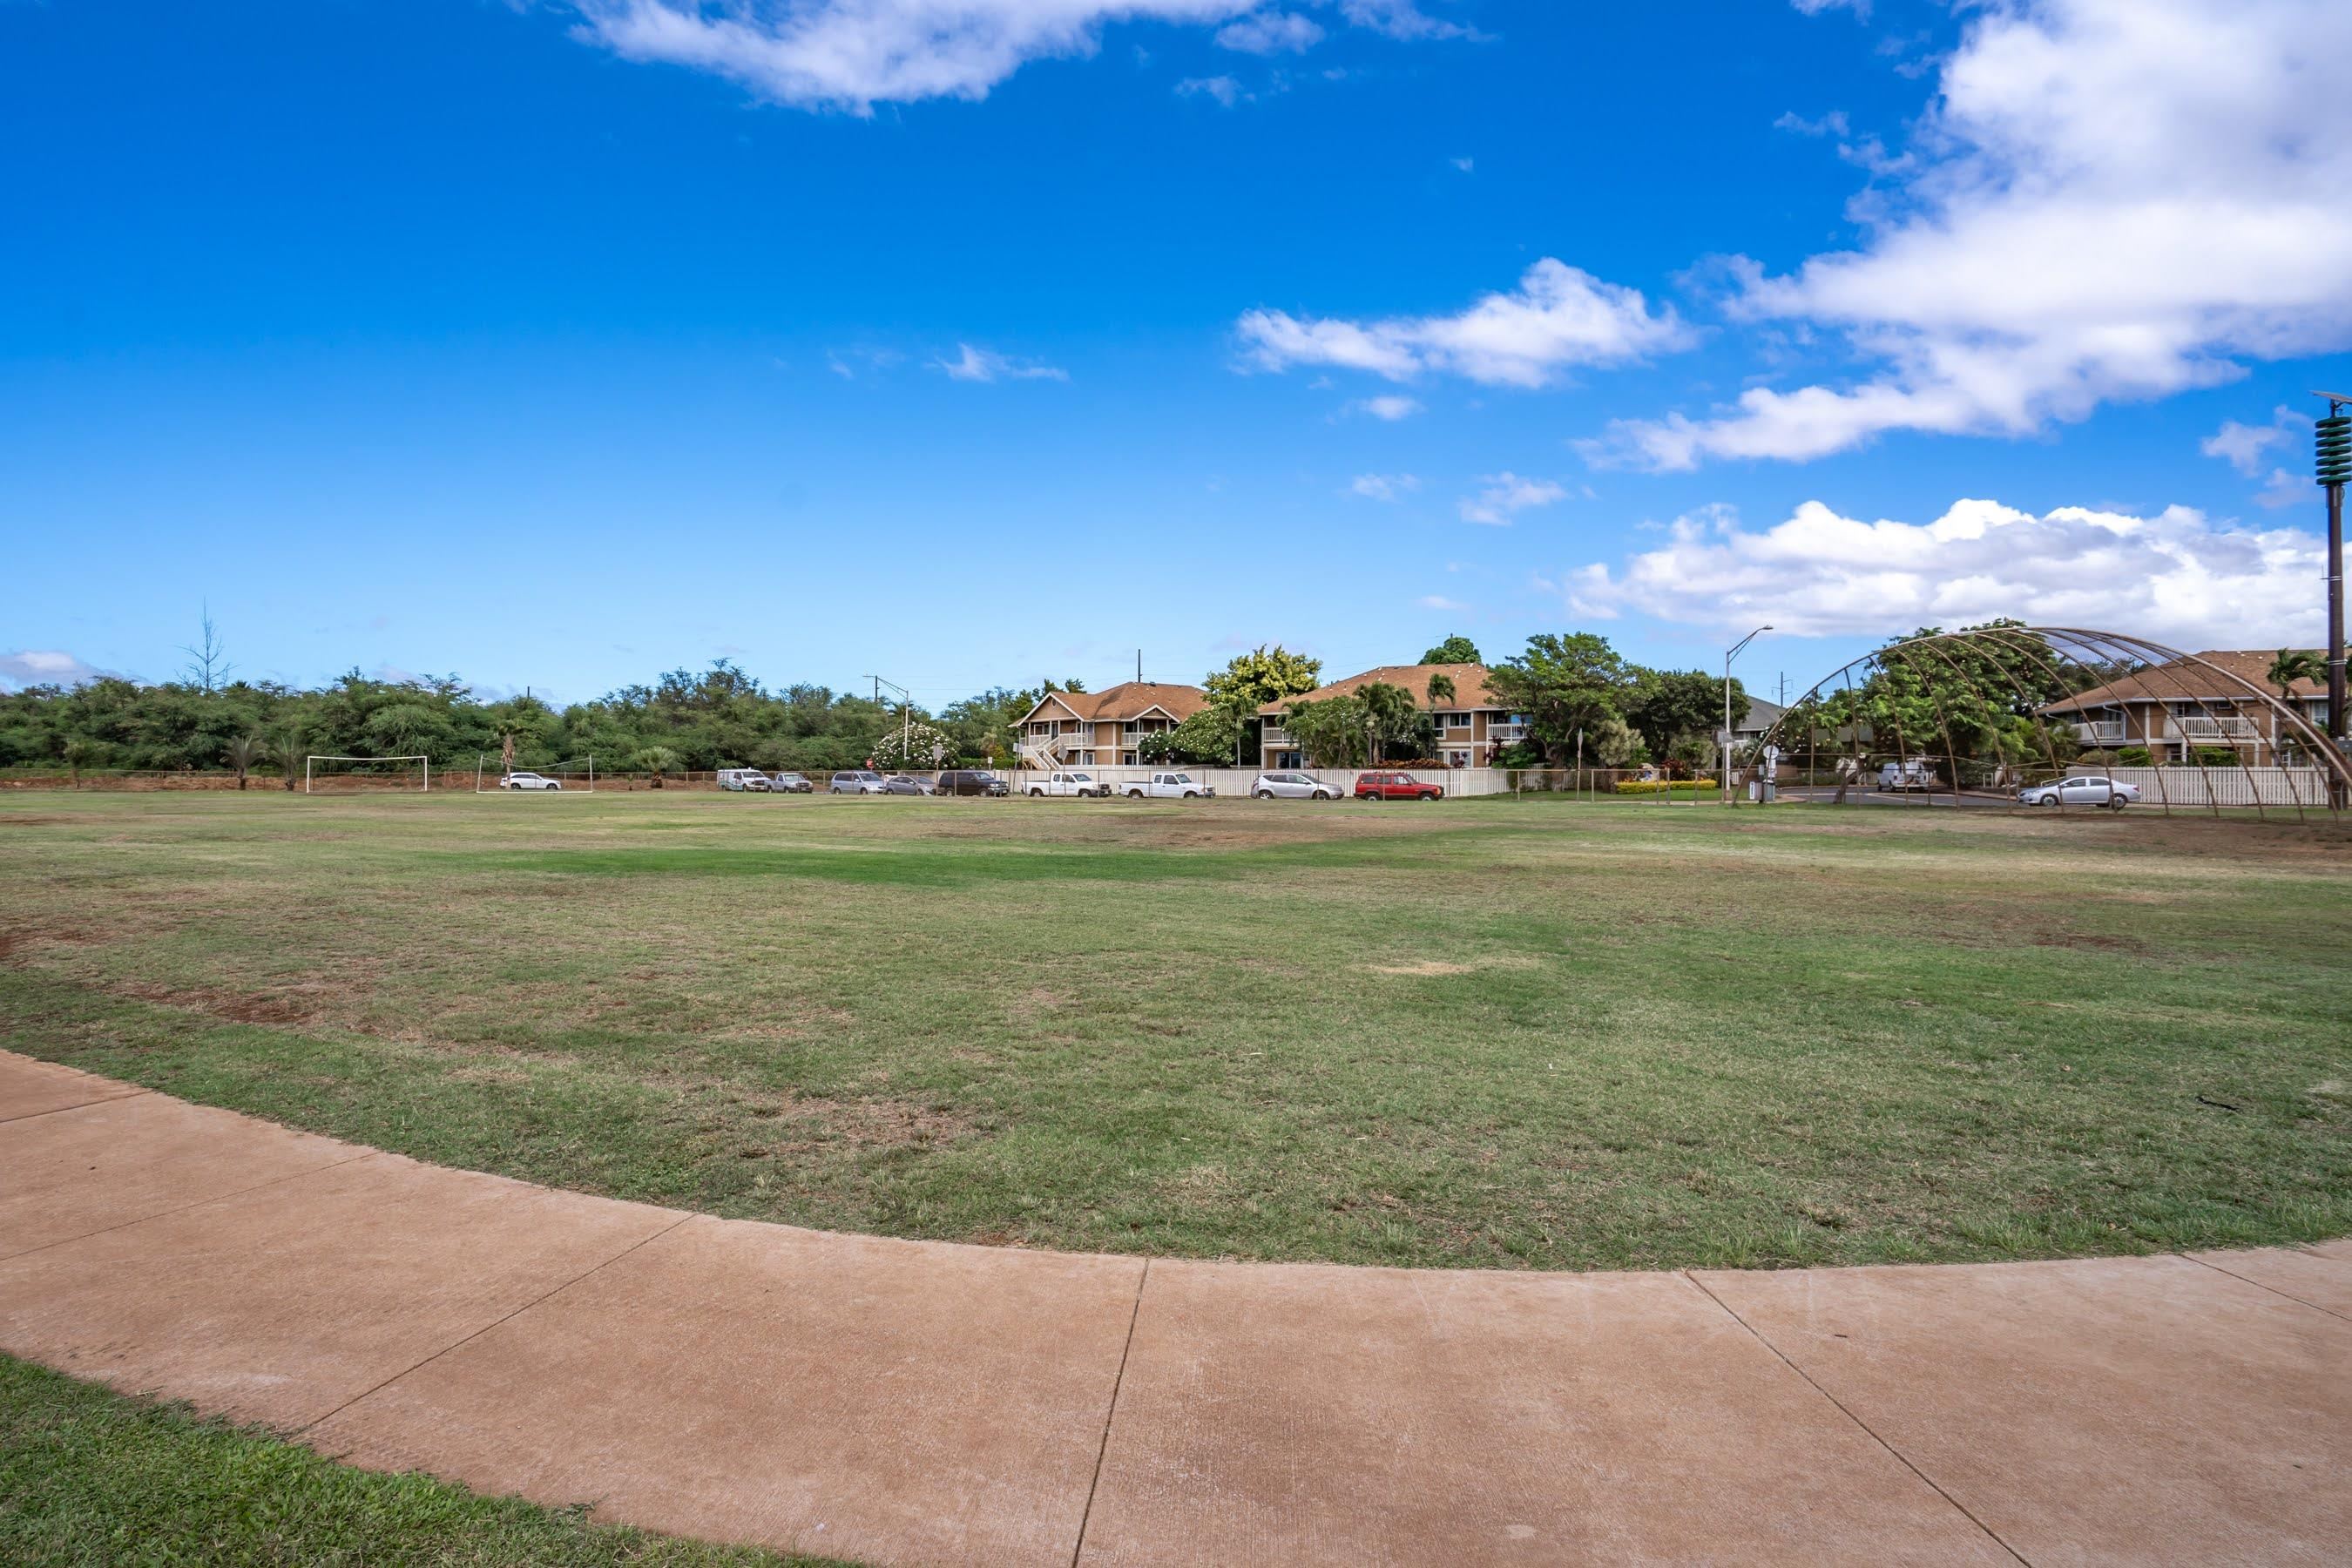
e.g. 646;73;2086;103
2316;393;2351;808
1724;625;1772;804
867;675;912;771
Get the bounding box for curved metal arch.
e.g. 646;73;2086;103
1749;626;2349;816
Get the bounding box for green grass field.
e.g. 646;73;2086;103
0;1352;839;1567
3;790;2347;1271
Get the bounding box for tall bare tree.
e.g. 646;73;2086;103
178;604;233;693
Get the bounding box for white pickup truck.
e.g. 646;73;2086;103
1029;771;1111;798
1126;771;1215;800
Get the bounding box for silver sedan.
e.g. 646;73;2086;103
1251;771;1338;800
2017;775;2141;809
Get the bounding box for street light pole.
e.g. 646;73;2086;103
1724;625;1772;804
866;675;912;772
2315;393;2350;809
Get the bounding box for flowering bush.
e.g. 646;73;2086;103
869;720;952;770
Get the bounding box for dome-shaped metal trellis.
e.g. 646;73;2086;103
1749;625;2348;821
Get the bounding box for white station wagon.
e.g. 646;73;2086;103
1251;771;1337;800
500;771;562;791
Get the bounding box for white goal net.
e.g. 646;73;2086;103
303;754;430;794
474;754;597;793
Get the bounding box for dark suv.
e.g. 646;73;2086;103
936;769;1010;797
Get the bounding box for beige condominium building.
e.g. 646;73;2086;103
1258;663;1528;769
2037;650;2330;765
1017;681;1210;769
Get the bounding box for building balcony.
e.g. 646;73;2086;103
1487;723;1529;743
2072;720;2126;745
2165;716;2258;743
1260;727;1293;747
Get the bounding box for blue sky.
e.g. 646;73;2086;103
6;0;2349;709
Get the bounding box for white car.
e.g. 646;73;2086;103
1877;760;1938;792
828;770;889;794
501;771;561;791
1127;771;1215;800
1030;771;1111;797
717;768;770;793
1252;771;1336;800
2018;775;2141;810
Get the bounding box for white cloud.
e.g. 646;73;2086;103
1237;258;1693;389
1176;73;1245;106
1789;0;1870;18
1348;472;1420;501
1458;472;1567;526
1339;0;1482;41
1450;154;1474;172
1348;394;1423;421
1565;497;2328;647
934;342;1068;382
0;650;112;690
568;0;1476;112
1217;10;1323;53
1416;594;1469;611
571;2;1260;112
2253;469;2310;511
1772;109;1849;139
2201;406;2306;476
1596;0;2352;470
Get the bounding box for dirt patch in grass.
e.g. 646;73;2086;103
117;982;328;1027
738;1088;984;1153
0;924;112;963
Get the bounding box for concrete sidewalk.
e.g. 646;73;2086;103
3;1050;2344;1565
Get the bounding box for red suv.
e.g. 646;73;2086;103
1354;771;1443;801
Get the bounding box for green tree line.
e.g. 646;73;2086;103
0;660;1089;781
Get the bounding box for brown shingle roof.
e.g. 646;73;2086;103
1021;682;1209;726
1259;664;1499;716
2040;650;2327;713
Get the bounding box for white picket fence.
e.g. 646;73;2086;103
1002;767;1526;798
2068;765;2334;808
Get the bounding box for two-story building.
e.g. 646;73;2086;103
1257;663;1528;769
1017;682;1211;769
2038;650;2330;764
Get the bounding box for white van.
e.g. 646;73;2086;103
717;768;771;792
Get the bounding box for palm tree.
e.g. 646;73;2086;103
1356;681;1419;764
2267;648;2326;762
2268;648;2325;703
1424;672;1456;762
637;746;681;788
274;733;305;792
221;733;266;791
60;738;91;790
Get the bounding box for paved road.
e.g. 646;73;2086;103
3;1051;2345;1565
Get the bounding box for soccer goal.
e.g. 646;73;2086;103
473;754;597;793
303;755;430;794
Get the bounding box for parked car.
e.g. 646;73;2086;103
936;769;1010;797
2017;775;2140;810
501;771;561;791
1252;771;1337;800
882;774;936;796
829;770;889;794
767;772;814;794
717;768;771;793
1355;771;1443;801
1030;771;1111;797
1126;771;1214;799
1877;759;1939;792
